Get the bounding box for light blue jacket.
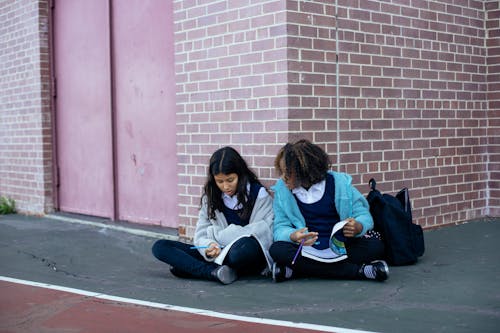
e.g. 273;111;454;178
271;171;373;242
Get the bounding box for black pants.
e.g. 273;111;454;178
269;237;385;279
152;236;266;280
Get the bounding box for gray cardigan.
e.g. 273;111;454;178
193;189;274;272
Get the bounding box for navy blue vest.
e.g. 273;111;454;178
294;173;340;249
222;182;262;226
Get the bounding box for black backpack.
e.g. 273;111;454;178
366;178;425;265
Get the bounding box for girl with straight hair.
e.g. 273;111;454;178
152;146;274;284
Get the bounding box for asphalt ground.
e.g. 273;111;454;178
0;214;499;333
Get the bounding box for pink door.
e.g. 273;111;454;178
113;0;178;226
53;0;114;218
53;0;178;227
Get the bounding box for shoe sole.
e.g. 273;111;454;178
272;263;288;283
271;263;279;282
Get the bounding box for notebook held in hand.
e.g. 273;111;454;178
301;220;348;263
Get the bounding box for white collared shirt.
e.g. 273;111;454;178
222;183;268;209
292;179;326;204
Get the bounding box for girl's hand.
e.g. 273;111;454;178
343;218;363;238
290;227;318;246
205;242;221;258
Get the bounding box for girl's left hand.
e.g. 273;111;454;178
343;218;362;238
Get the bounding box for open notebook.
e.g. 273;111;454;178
301;220;348;263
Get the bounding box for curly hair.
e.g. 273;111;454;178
202;146;261;220
274;139;330;189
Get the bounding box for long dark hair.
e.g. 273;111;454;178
274;139;330;189
202;146;261;220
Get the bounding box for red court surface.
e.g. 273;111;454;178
0;279;354;333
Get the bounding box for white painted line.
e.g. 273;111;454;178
0;276;377;333
46;214;178;240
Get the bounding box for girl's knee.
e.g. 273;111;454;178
152;239;172;258
225;237;262;265
151;240;162;258
269;243;280;258
269;241;292;262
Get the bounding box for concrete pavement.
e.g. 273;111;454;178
0;213;499;333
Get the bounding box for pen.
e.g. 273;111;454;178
291;239;305;265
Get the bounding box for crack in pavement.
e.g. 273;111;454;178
16;249;86;279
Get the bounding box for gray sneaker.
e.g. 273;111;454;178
211;265;237;285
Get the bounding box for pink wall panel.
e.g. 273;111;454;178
54;0;114;218
112;0;178;226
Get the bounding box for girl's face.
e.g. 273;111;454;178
214;173;239;197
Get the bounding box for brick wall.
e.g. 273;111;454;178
333;0;490;227
175;0;498;237
486;1;500;217
285;1;339;150
0;0;54;214
174;1;290;237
